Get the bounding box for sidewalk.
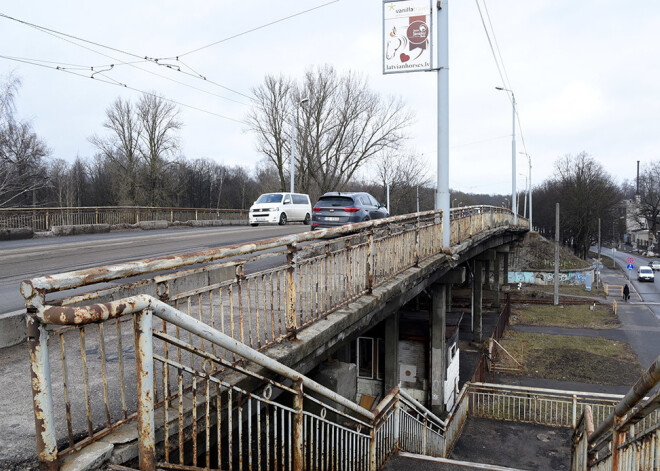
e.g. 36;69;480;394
491;261;660;396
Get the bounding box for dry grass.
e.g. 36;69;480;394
496;331;642;385
511;303;619;329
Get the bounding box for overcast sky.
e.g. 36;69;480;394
1;0;658;196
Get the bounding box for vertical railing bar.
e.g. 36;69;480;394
59;333;75;447
255;276;261;349
205;378;211;469
237;265;245;346
209;290;217;357
178;370;184;465
216;383;222;470
79;326;94;438
97;323;112;427
246;277;253;348
192;376;198;466
163;362;170;463
228;388;233;471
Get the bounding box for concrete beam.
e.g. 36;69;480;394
436;267;466;285
431;284;446;416
476;249;497;261
496;245;510;253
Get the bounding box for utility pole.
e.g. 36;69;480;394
597;218;601;289
496;87;517;224
436;0;450;246
554;203;560;306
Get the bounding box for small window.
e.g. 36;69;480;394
360;196;371;206
357;337;384;380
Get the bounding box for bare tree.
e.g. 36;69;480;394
1;73;52;207
535;152;620;258
0;72;21;126
137;93;182;206
248;66;412;197
632;161;660;247
247;75;293;191
0;120;50;207
89;98;142;204
367;151;430;214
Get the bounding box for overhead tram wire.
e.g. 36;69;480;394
0;11;253;102
176;0;340;57
482;1;512;92
0;54;247;124
474;0;530;156
481;0;529;156
5;26;251;106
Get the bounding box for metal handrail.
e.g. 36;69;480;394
21;206;525;302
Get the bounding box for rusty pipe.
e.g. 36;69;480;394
588;353;660;444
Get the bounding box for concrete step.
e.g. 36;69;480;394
384;452;529;470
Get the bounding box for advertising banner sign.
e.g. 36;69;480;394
383;0;433;74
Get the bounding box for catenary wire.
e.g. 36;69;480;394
474;0;530;157
0;54;247;124
0;11;253;101
177;0;340;57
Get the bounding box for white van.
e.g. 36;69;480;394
249;192;312;226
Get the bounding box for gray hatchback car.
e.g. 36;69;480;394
311;192;389;230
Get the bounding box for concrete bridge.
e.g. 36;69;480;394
18;207;532;469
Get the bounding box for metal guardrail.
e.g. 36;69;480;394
571;354;660;470
605;284;624;297
0;206;248;230
22;206;527;469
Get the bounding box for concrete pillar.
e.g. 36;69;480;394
503;252;510;285
431;284;447;416
383;312;399;394
446;284;453;311
484;259;491;290
473;260;483;344
493;253;503;308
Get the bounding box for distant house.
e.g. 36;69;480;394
622;197;655;252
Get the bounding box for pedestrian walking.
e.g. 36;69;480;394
623;284;630;301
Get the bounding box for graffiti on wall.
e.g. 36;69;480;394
508;270;590;286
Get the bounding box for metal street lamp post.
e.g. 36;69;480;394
290;97;309;194
496;86;517;224
519;152;532;230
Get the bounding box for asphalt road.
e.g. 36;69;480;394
0;224;309;314
606;247;660;320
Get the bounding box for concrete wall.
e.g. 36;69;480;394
508;268;594;286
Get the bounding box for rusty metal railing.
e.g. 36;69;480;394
28;294;450;470
468;383;621;429
22;206;527;468
572;354;660;471
1;205;248;230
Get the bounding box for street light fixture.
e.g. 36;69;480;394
496;86;517;224
518;172;528;218
290;97;309;194
519;151;532;230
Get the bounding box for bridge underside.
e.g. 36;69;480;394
263;226;523;379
